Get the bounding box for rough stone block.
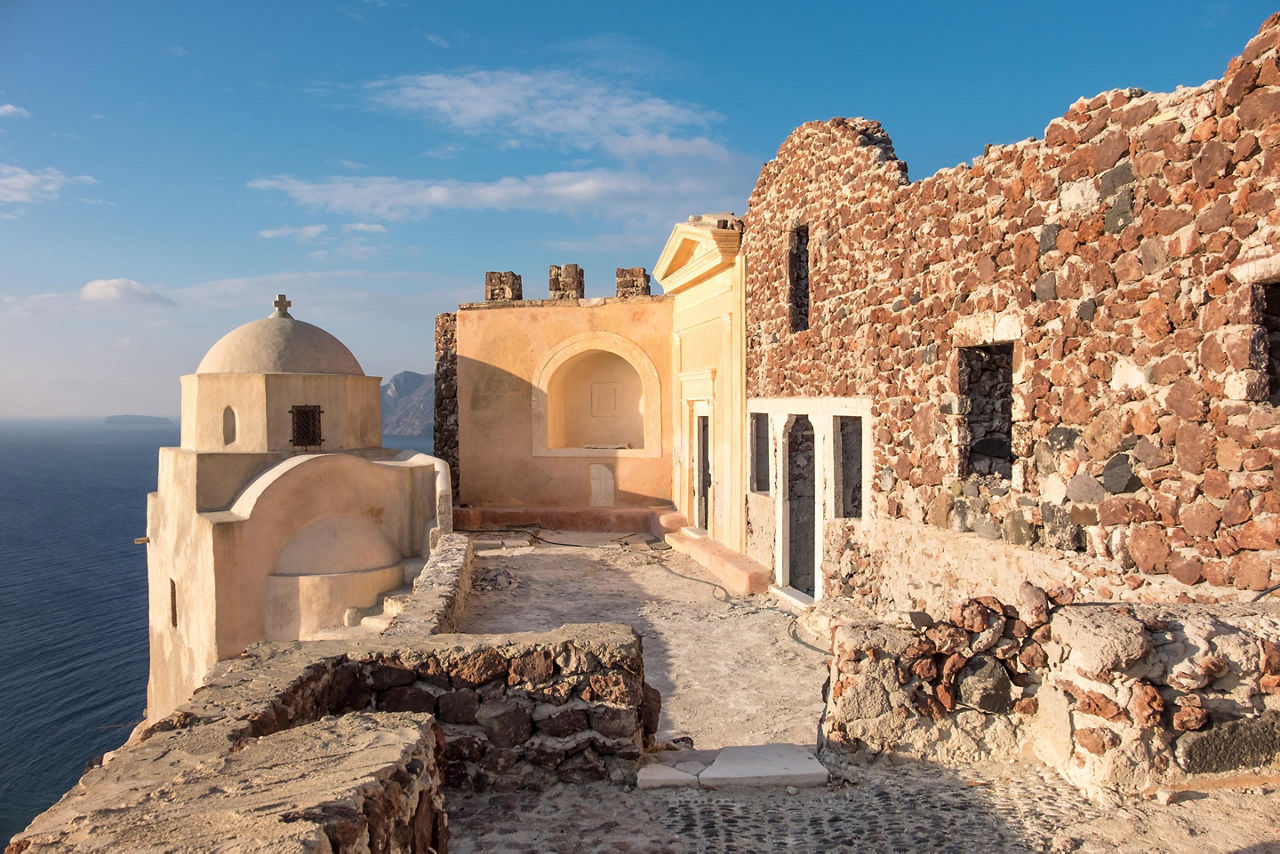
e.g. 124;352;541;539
476;700;533;749
1176;711;1280;773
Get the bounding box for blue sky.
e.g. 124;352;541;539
0;0;1274;416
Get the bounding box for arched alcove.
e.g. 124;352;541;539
546;349;644;449
222;405;237;446
531;331;662;459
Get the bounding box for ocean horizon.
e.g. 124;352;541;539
0;418;430;843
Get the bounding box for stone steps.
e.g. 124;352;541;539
636;743;828;790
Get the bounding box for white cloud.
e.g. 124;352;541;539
425;33;450;48
420;143;462;159
166;46;188;56
80;278;175;306
343;222;386;233
0;104;31;119
250;169;648;220
259;224;328;241
0;163;96;204
366;69;723;158
249;157;755;236
337;158;367;170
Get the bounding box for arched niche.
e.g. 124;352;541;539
222;405;237;446
546;350;644;449
532;331;661;459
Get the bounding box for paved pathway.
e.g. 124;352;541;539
450;531;1280;853
459;531;828;749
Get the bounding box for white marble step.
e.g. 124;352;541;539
638;743;828;790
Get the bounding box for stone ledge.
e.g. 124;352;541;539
9;713;448;854
383;532;474;637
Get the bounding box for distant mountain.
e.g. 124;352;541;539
381;371;434;437
104;415;173;425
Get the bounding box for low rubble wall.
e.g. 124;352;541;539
819;587;1280;799
10;530;658;851
384;532;475;637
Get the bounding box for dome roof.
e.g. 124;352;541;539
196;296;364;376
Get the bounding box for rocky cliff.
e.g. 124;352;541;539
381;371;434;437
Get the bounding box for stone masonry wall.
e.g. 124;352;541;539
550;264;585;300
616;267;652;298
434;312;459;501
745;15;1280;603
819;593;1280;800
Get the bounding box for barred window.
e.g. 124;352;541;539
290;405;323;447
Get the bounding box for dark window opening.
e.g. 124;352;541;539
169;579;178;629
1262;283;1280;405
837;415;863;518
960;344;1014;478
751;413;770;493
788;225;810;332
290;405;323;447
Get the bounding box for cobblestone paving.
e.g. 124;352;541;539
446;761;1115;854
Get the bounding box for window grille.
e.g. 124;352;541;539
290;405;323;447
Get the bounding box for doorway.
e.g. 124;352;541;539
786;415;816;597
695;413;711;531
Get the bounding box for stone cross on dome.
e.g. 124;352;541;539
272;293;293;318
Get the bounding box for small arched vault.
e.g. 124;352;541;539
532;330;662;458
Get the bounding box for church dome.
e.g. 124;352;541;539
196;295;364;376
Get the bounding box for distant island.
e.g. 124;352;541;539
104;415;173;426
381;370;433;437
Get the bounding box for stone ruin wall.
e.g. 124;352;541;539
817;590;1280;800
745;14;1280;613
434;312;459;501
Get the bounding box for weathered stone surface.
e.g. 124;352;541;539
1051;608;1151;674
476;700;534;749
1100;454;1141;494
956;656;1014;714
1066;472;1107;503
437;688;480;724
10;714;449;854
1176;711;1280;773
1076;726;1120;756
1173;702;1211;732
1129;682;1164;728
1041;504;1083;551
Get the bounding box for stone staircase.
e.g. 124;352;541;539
308;557;426;639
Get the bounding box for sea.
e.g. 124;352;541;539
0;419;431;843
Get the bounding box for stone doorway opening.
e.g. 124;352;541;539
785;415;816;597
695;413;711;531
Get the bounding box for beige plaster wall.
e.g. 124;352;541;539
456;299;673;508
653;217;749;551
182;373;381;454
145;448;222;719
145;449;447;722
265;562;404;640
550;351;645;449
665;250;746;549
